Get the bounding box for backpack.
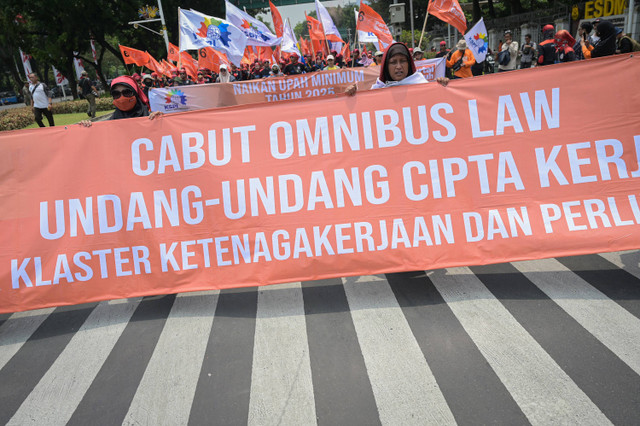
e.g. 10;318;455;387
620;36;640;52
497;49;511;66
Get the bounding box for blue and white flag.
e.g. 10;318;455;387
178;8;247;66
281;20;301;56
225;1;281;47
463;18;489;63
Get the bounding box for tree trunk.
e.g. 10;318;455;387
487;0;496;18
473;0;482;24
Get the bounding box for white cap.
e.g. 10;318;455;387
413;47;423;54
326;55;335;60
375;50;383;56
220;64;228;70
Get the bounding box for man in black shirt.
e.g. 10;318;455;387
283;54;305;75
78;71;97;118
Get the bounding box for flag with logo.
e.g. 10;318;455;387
356;2;393;48
179;8;247;66
306;13;328;55
269;1;284;38
168;42;180;62
282;19;302;57
315;0;344;43
225;1;281;47
427;0;467;35
119;45;150;66
19;49;32;79
463;18;488;62
198;47;230;73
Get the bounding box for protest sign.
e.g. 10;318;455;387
149;61;444;113
1;55;639;313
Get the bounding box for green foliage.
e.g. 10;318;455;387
0;97;114;131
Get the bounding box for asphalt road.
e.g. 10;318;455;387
0;250;639;425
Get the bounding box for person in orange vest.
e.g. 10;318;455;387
446;39;476;78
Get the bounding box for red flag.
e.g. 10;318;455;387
119;45;150;66
427;0;467;34
168;42;180;63
356;2;393;48
198;47;229;73
269;1;284;38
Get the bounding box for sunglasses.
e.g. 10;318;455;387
111;88;135;99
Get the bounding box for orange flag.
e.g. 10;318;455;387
119;45;150;66
306;14;326;41
168;43;180;63
198;47;229;73
299;37;310;56
145;52;165;74
427;0;467;34
356;2;393;47
179;51;198;79
161;59;177;76
341;43;351;62
269;1;284;38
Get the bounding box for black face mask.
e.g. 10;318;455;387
144;81;152;87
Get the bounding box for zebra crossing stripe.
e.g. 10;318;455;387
599;250;640;280
8;299;141;426
430;267;612;426
124;292;219;426
513;258;640;375
248;283;316;425
0;307;55;371
556;254;640;319
472;262;640;424
385;271;528;425
67;295;177;426
343;276;456;425
188;288;258;425
302;278;381;425
0;303;98;426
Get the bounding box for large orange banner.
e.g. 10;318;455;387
1;55;639;313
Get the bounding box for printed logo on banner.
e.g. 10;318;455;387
197;17;232;47
163;89;188;111
468;32;488;54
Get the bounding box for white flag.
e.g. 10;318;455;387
225;1;281;47
90;39;98;64
51;66;68;85
281;20;301;56
463;18;489;63
73;53;85;79
179;8;247;66
315;0;343;42
19;49;32;79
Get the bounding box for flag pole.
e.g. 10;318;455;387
351;25;359;67
418;12;429;48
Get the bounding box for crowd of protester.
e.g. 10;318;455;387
120;18;637;93
22;18;637;128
